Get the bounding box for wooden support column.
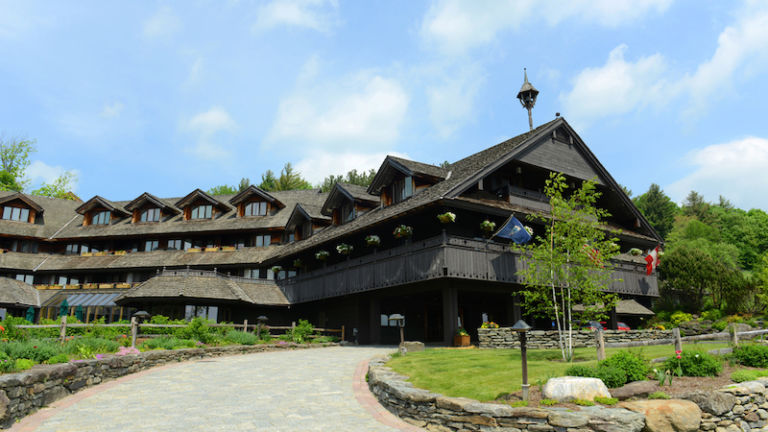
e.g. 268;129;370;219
442;284;458;346
608;308;618;330
368;297;381;345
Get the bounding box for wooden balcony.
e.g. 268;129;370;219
277;234;658;304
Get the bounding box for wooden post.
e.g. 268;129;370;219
85;307;91;324
341;325;345;342
118;307;124;322
59;315;67;342
130;317;138;348
672;328;682;353
730;323;739;347
596;328;606;361
243;319;248;333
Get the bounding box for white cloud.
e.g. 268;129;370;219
183;107;236;159
420;0;672;55
681;1;768;115
427;64;485;137
559;45;671;128
254;0;339;33
142;6;181;39
100;102;124;119
268;72;409;149
666;137;768;211
295;150;409;185
26;161;79;191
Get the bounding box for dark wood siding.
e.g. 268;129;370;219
516;138;603;184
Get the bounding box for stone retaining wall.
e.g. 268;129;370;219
0;342;334;428
478;328;672;349
368;355;768;432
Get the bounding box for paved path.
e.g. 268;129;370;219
12;346;423;432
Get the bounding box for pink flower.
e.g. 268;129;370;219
675;350;681;354
676;355;681;359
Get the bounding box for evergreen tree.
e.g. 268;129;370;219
632;183;678;239
319;168;376;192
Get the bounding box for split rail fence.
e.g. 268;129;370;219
15;316;345;349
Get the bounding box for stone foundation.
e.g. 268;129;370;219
478;328;672;349
0;342;334;428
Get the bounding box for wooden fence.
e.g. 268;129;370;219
16;316;345;349
594;324;768;360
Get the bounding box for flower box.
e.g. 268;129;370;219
204;247;220;252
93;251;108;256
80;252;93;257
35;285;49;290
393;225;413;239
336;243;353;255
65;284;80;290
221;246;236;251
113;250;127;256
365;235;381;247
98;283;113;289
83;283;97;289
187;248;202;253
437;212;456;224
315;250;330;261
453;334;470;347
115;283;131;289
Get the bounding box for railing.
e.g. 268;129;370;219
35;282;141;290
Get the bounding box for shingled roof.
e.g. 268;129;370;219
115;271;289;306
0;277;40;307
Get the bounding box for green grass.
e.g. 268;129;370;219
731;368;768;383
387;342;729;402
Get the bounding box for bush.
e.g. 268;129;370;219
648;391;670;400
177;317;216;343
574;399;595;406
224;330;259;346
565;364;627;388
45;354;70;364
670;311;693;326
732;345;768;368
730;369;768;383
701;309;723;321
311;335;339;344
594;396;618;405
64;338;120;357
664;350;722;377
540;399;558;406
288;319;315;343
140;337;196;351
600;351;649;383
712;320;728;332
0;340;64;363
14;358;35;371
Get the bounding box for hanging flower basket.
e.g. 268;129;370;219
336;243;354;255
315;250;330;261
524;226;533;236
393;225;413;239
270;266;282;275
292;258;303;268
480;220;496;233
437;212;456;224
365;235;380;247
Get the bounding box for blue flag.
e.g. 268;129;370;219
493;214;532;244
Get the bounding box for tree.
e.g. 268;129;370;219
682;190;711;222
319;168;377;192
31;171;78;200
517;172;620;361
208;178;251;196
633;184;678;239
0;170;22;192
259;163;312;191
238;177;250;192
0;136;35;190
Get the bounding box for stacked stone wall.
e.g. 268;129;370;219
478;328;672;349
0;342;334;428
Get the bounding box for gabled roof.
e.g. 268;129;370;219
321;182;378;216
367;156;447;195
228;185;285;209
75;196;129;217
285;203;331;231
124;192;180;215
174;189;231;212
0;192;44;213
0;277;40;307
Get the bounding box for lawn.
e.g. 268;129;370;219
386;342;731;401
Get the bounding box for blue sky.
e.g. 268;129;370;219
2;1;768;211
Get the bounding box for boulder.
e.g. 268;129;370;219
578;406;645;432
681;391;737;415
611;381;658;400
619;399;701;432
542;377;611;402
398;341;425;354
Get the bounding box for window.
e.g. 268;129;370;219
341;202;355;223
2;206;30;222
190;205;212;219
15;274;33;284
243;268;259;279
65;244;79;255
391;176;413;204
167;239;182;250
301;221;312;239
244;201;267;216
92;210;111;225
255;235;271;247
140;208;160;222
57;276;67;285
144;240;159;251
287;233;295;243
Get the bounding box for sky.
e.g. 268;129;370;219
2;1;768;211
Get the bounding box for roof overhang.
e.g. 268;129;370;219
229;185;285;209
175;189;231;212
0;193;44;213
75;195;129;217
124;192;180;215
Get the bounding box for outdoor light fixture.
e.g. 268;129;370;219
257;315;268;339
133;310;151;322
516;69;539;131
389;314;405;345
510;319;532;401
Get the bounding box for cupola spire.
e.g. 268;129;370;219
516;68;539;131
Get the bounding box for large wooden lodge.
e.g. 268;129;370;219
0;118;660;344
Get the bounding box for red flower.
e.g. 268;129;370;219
0;325;5;332
675;350;681;354
676;355;681;359
33;346;37;349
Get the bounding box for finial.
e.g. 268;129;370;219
517;69;539;131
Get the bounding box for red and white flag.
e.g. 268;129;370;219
645;246;661;275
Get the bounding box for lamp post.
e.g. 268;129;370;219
516;68;539;131
131;310;151;349
257;315;268;340
389;314;405;345
510;319;532;401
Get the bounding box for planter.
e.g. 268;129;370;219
113;250;127;256
453;334;470;347
204;247;219;252
187;248;201;253
98;283;113;289
115;283;131;289
221;246;236;251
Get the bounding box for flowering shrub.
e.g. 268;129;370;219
115;346;140;356
663;350;721;377
315;250;330;261
365;235;380;247
336;243;353;255
393;225;413;239
437;212;456;224
599;350;648;382
480;321;499;329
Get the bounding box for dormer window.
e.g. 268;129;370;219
391;176;413;204
92;210;111;225
140;208;161;222
190;204;212;220
367;156;445;207
2;206;29;222
244;201;267;217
